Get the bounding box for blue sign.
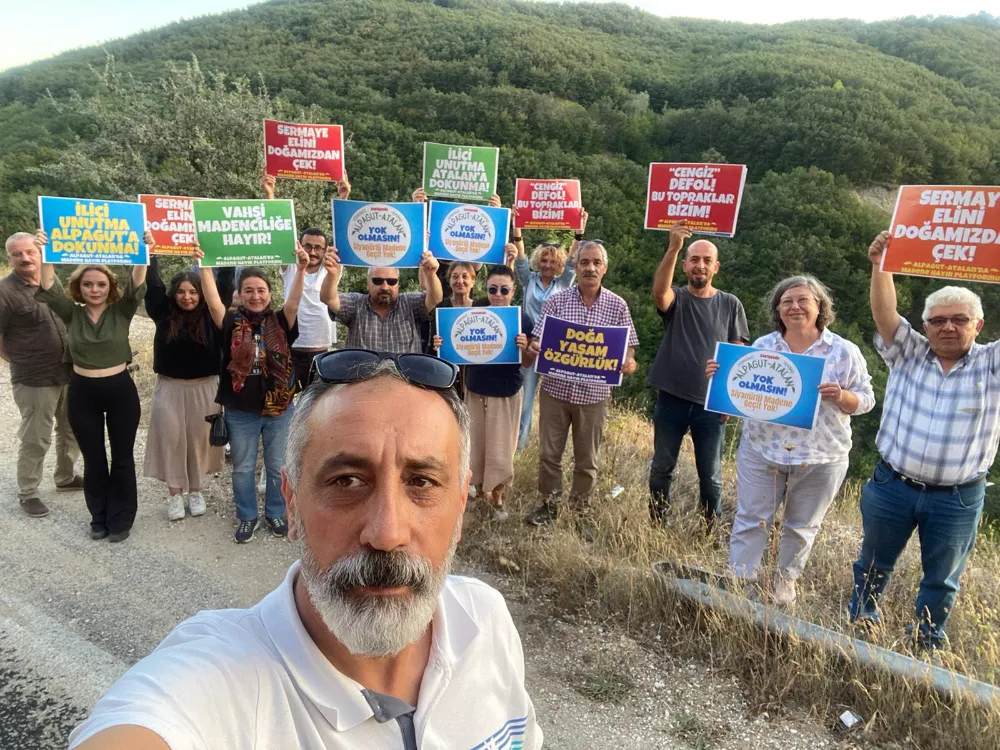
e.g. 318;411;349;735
427;200;509;265
38;196;149;265
332;199;426;268
534;315;630;387
436;306;523;365
705;342;825;429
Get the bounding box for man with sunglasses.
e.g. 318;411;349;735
526;240;639;524
850;231;1000;652
69;350;542;750
264;171;351;389
320;248;443;354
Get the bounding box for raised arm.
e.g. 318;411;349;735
868;230;901;344
653;221;689;313
419;251;443;312
280;245;310;328
35;230;55;291
194;245;227;329
144;255;169;321
129;230;152;289
320;249;344;313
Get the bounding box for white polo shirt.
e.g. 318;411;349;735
282;264;337;349
68;563;542;750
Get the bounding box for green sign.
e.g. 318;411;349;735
192;199;297;267
422;142;499;203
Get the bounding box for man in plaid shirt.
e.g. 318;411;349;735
526;241;639;525
320;249;443;354
850;230;1000;651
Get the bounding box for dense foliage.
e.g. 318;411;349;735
2;0;1000;477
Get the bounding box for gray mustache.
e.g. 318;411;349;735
327;549;433;596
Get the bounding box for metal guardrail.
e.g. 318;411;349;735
653;559;1000;712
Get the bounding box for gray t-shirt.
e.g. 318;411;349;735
647;286;750;403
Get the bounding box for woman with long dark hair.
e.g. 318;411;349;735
143;257;235;521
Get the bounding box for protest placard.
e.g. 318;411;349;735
427;200;509;264
192;199;297;267
264;119;344;182
139;194;203;256
705;342;824;429
645;162;747;237
37;196;148;265
513;178;582;231
332;199;426;268
534;316;630;387
436;306;522;366
882;185;1000;283
422;142;499;203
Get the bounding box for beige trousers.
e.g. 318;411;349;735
465;390;523;495
12;382;79;498
537;389;608;502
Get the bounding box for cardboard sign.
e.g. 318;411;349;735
882;185;1000;283
427;200;509;264
534;316;630;387
37;196;148;265
645;162;747;237
264;119;344;182
192;199;297;267
332;199;426;268
139;194;203;256
436;306;522;365
705;343;824;429
513;178;582;231
422;142;499;203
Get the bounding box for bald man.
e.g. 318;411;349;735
320;249;443;354
648;221;749;527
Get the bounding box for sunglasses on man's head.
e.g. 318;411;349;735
371;277;399;286
488;285;512;296
310;349;458;390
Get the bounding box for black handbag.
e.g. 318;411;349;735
205;413;229;447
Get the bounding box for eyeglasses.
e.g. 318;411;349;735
488;285;512;295
302;242;326;252
778;296;817;308
926;315;973;328
310;349;458;390
371;277;399;287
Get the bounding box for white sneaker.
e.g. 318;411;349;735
773;577;797;607
187;491;206;517
167;494;185;521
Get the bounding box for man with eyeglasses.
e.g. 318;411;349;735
850;230;1000;651
69;351;542;749
263;171;351;389
647;220;749;527
320;248;443;354
526;240;639;524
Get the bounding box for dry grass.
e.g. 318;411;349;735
461;406;1000;749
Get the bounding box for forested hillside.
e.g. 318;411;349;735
2;0;1000;476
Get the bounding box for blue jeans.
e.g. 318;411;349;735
849;461;984;647
517;365;540;453
225;407;293;521
648;390;725;522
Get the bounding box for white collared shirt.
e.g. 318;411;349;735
742;329;876;465
68;563;541;750
282;265;337;349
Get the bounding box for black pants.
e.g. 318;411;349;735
67;371;141;533
291;348;326;392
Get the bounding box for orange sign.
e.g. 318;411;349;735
883;185;1000;283
139;194;201;256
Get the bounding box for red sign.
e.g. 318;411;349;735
264;119;344;182
882;185;1000;283
513;178;583;231
644;163;747;237
139;194;200;255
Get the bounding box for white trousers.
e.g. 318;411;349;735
729;441;848;580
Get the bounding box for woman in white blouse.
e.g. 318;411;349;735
706;275;875;606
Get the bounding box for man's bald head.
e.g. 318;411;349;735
685;239;718;262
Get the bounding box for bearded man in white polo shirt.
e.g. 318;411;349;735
69;351;542;750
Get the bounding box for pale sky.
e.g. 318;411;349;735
1;0;998;72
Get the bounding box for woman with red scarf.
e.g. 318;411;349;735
197;245;307;543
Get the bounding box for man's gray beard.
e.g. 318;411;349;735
689;277;708;290
298;519;459;658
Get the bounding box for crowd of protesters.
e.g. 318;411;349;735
3;173;997;656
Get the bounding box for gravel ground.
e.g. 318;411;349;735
0;319;863;748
